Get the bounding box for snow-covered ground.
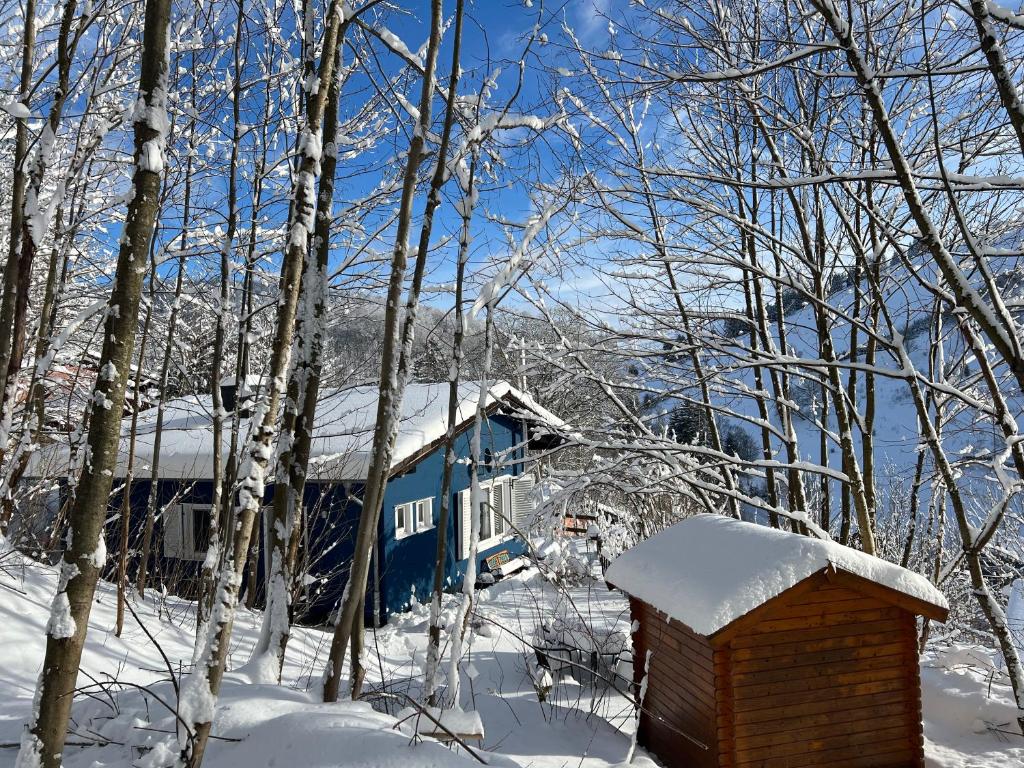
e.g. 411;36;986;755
0;550;1021;767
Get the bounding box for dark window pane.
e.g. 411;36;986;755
479;497;492;539
193;507;211;554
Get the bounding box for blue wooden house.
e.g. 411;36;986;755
102;381;561;625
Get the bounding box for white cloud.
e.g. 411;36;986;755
572;0;613;43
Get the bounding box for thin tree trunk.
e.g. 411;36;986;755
919;487;945;651
15;0;171;763
0;204;63;532
424;146;478;706
864;260;1024;731
741;143;808;522
0;84;123;532
446;309;495;709
322;0;454;702
968;0;1024;157
741;87;871;547
136;159;191;597
901;438;926;569
812;0;1024;395
180;2;351;763
116;279;154;636
253;28;348;681
0;0;83;462
0;0;37;464
198;0;247;645
735;169;781;524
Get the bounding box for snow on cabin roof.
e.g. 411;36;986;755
605;514;948;637
110;381;562;480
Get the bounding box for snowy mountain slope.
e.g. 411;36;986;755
707;254;1024;533
0;551;1020;767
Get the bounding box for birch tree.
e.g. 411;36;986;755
179;1;357;763
250;17;351;681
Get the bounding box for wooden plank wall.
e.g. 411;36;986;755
717;585;925;768
631;597;718;768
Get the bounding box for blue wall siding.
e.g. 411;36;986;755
105;412;530;624
106;478;365;623
107;478;217;589
378;413;528;617
293;481;364;621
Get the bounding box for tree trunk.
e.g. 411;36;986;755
812;0;1024;395
136;200;190;595
0;0;36;466
199;0;247;645
116;271;155;637
445;310;495;709
0;0;83;463
322;0;452;702
180;2;350;763
968;0;1024;157
424;146;477;706
15;1;171;763
253;27;348;681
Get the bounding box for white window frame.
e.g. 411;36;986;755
461;474;514;558
415;497;434;531
395;496;434;539
395;501;412;539
164;502;211;562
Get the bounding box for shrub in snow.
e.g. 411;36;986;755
535;538;589;585
531;663;554;703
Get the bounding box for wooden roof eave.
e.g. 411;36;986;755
821;566;949;623
706;564;948;647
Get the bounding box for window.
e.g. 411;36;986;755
192;507;211;556
395;496;434;539
163;503;212;561
459;475;514;559
415;498;433;530
479;494;492;540
395;502;411;538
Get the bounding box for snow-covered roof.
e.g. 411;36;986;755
605;514;948;637
106;381;562;480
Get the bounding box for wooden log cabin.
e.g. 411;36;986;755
606;515;949;768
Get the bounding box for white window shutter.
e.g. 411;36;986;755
459;488;472;560
163;505;184;558
505;478;514;527
512;473;535;530
491;481;504;536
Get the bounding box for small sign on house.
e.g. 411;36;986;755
606;514;949;768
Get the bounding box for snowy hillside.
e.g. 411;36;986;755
0;551;1021;767
709;253;1024;529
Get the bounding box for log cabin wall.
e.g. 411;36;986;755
630;597;719;768
716;584;925;768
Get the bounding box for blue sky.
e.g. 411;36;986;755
100;0;623;317
340;0;618;310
